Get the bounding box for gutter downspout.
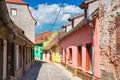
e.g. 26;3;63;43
92;25;95;80
89;21;95;80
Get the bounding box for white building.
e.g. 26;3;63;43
5;0;36;43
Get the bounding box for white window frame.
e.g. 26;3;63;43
11;8;17;16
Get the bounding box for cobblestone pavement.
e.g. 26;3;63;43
20;61;82;80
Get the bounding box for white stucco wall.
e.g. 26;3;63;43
3;40;7;80
6;3;36;43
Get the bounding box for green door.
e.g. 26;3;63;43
0;39;3;80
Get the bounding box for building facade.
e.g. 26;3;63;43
43;31;58;62
5;0;36;43
60;0;100;79
34;32;52;60
0;0;36;80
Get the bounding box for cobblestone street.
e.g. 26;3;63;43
20;61;81;80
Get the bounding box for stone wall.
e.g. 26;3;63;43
99;0;120;79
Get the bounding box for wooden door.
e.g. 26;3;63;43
0;39;3;80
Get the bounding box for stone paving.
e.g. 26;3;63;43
20;61;82;80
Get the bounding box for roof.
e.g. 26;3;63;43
11;20;34;45
5;0;37;23
62;23;72;28
68;14;84;21
44;31;65;50
44;34;58;50
5;0;27;4
0;0;34;46
60;18;90;41
80;0;97;9
60;8;99;41
35;32;52;44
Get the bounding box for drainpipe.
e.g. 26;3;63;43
89;22;95;80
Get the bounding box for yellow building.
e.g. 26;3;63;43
44;32;61;63
51;45;61;63
43;31;58;62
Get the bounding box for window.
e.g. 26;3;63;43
86;43;92;71
11;8;17;16
68;48;72;64
77;46;82;67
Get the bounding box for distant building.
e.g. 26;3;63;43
44;32;64;63
34;32;52;60
43;31;58;62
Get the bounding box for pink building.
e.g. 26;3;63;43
60;0;100;79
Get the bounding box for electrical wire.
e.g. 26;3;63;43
50;0;65;31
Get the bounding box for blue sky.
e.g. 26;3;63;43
23;0;84;34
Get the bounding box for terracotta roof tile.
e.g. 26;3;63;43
44;32;65;50
5;0;27;4
35;32;52;44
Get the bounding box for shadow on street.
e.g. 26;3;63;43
19;60;46;80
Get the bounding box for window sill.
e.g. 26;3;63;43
86;71;92;74
68;61;72;64
77;67;82;70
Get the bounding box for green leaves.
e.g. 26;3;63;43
116;12;120;16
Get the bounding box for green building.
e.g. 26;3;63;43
34;32;52;60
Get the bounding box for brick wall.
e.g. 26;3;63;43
99;0;120;79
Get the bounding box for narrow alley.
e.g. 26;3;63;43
20;61;81;80
0;0;120;80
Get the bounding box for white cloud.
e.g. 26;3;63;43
29;4;83;34
61;14;71;21
63;5;82;14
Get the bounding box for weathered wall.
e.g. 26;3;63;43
99;0;120;79
6;3;36;43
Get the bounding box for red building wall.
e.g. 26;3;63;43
60;18;100;78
